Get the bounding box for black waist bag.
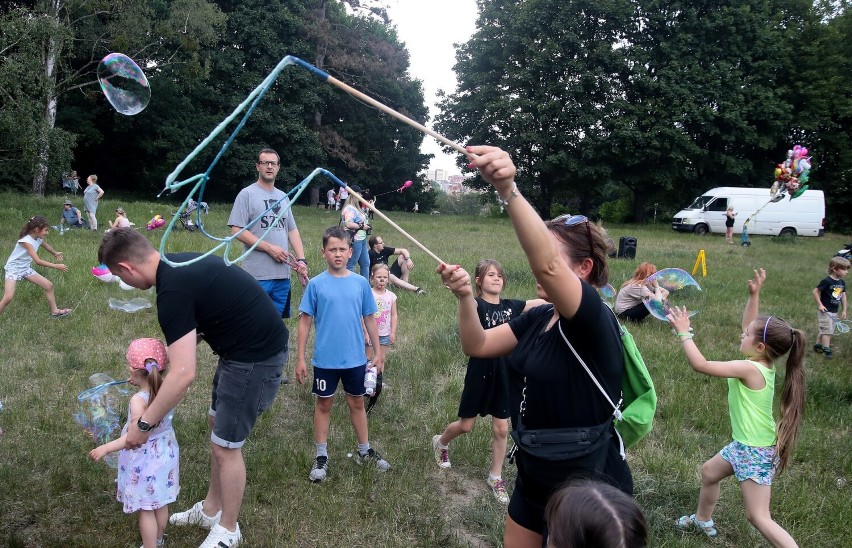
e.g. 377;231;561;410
510;414;613;466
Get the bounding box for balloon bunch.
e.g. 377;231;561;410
146;214;166;230
771;145;811;201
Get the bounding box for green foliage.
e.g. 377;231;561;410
0;193;850;546
598;196;631;224
437;0;852;229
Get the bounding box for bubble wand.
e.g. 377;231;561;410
157;56;466;266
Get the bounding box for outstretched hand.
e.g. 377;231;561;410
436;263;473;299
666;305;692;334
466;146;516;197
747;268;766;296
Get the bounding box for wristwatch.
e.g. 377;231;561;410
297;258;307;265
137;418;153;432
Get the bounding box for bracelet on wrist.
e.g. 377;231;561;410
495;182;519;206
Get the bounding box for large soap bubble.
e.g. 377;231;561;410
75;377;130;468
642;268;704;321
598;283;616;310
97;53;150;115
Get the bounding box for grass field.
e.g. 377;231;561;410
0;191;849;547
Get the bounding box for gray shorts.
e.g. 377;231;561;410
4;266;36;281
208;350;287;448
818;310;836;335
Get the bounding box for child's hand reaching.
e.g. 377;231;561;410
666;306;692;334
747;268;766;296
89;445;108;462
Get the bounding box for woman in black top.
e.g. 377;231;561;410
439;146;630;547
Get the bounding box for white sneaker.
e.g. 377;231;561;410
432;435;451;469
310;455;329;482
168;501;221;529
199;523;242;548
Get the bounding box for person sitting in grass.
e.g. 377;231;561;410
296;226;390;483
60;199;88;229
667;269;806;546
367;235;425;294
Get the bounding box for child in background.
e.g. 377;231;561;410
296;226;390;483
1;216;71;318
667;269;805;546
89;338;179;548
544;480;648;548
365;263;397;413
431;259;545;504
812;256;849;359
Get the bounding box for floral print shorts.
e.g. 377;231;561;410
720;440;776;485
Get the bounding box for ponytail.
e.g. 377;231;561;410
20;216;49;238
758;316;807;473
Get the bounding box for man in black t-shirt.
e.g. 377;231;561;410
367;235;424;294
98;228;287;547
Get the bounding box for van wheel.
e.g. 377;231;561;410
693;224;709;235
778;227;797;238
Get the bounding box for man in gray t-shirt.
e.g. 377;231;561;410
228;148;308;319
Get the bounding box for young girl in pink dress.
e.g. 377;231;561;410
90;338;179;548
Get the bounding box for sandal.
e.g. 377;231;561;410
51;308;72;319
675;514;717;538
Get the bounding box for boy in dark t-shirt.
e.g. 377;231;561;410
812;256;849;358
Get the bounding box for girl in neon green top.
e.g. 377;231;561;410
667;268;806;547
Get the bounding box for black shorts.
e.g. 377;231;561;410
389;259;402;278
457;358;509;419
725;219;735;228
507;439;634;535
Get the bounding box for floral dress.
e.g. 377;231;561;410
116;392;179;513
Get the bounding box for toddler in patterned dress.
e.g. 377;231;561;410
90;338;179;548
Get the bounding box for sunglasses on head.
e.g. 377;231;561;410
553;214;594;254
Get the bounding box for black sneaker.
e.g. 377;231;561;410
355;448;390;471
309;456;329;482
823;347;833;359
814;344;824;354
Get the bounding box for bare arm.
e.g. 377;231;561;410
126;332;196;449
667;306;765;389
40;241;63;262
296;313;312;384
467;145;583;320
522;298;549;312
363;315;384;372
390;300;398;344
812;287;826;312
229;225;288;263
288;228;308;277
89;392;147;460
437;264;519;357
21;242;67;271
743;268;766;332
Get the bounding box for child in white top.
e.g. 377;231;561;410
90;338;180;548
1;216;71;318
364;263;398;412
667;269;806;546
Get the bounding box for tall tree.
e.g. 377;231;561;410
0;0;227;195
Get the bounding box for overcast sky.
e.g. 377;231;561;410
384;0;478;175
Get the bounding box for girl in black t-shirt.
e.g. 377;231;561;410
439;146;631;547
432;259;545;504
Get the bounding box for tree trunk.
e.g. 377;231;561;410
32;2;62;197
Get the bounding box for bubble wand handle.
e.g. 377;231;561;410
291;57;472;158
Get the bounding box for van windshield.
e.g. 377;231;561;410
687;195;714;209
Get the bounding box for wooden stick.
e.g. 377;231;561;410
344;185;445;266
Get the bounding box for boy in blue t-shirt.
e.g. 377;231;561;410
812;256;849;359
296;226;389;482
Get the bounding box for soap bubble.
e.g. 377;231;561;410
642;268;704;321
75;380;130;468
598;284;616;309
109;297;152;313
97;53;150;116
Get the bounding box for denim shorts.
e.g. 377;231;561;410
378;334;392;346
720;440;777;485
312;364;368;397
208;350;287;448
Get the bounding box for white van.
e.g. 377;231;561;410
672;187;825;237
